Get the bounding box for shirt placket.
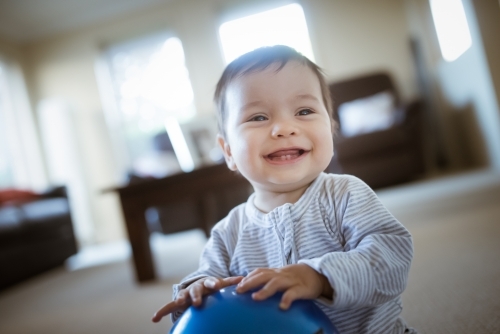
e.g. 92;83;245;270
272;205;295;267
282;205;296;265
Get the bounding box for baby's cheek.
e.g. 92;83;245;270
234;142;254;161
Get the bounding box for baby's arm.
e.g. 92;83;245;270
299;176;413;308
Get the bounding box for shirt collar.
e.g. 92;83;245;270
244;173;326;227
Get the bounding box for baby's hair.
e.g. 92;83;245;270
214;45;334;138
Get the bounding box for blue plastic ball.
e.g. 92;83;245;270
170;285;338;334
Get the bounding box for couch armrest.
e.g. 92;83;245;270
400;99;423;127
40;186;67;199
335;125;412;160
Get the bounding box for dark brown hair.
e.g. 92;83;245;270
214;45;334;138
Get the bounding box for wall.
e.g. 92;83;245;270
0;38;47;191
19;0;418;244
472;0;500;119
405;0;500;171
0;37;19;58
308;0;417;98
437;0;500;169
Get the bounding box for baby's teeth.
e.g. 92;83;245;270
277;154;294;160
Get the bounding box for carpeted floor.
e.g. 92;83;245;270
0;169;499;334
384;172;500;334
0;230;208;334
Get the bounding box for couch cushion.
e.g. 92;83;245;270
338;91;397;137
0;206;23;230
21;198;70;222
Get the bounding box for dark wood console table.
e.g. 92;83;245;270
112;163;251;283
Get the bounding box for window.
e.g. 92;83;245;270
430;0;472;62
102;33;196;177
218;3;315;64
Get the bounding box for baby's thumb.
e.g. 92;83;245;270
279;287;302;310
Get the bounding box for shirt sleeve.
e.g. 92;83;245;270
299;175;413;309
171;224;233;322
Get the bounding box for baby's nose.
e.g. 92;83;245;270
271;122;298;138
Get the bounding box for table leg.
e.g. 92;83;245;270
121;200;156;282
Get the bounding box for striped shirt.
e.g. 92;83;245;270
173;173;414;333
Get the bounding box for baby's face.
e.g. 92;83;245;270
218;61;334;193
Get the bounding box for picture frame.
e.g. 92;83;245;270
166;114;223;172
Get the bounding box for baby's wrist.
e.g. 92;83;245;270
319;274;333;299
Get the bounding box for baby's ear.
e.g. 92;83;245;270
217;134;237;171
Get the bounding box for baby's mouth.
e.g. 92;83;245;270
266;149;306;161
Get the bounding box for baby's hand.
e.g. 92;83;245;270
152;276;243;323
236;264;332;310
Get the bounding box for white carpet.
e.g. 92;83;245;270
0;169;499;334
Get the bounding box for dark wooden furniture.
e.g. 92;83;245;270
114;163;251;283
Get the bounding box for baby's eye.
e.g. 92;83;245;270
297;108;314;116
248;115;268;122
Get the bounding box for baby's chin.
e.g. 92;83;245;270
259;174;319;192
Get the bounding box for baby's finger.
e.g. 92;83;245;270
151;298;187;323
203;277;219;289
204;276;243;290
243;268;268;280
177;288;189;302
189;282;205;306
237;271;271;293
221;276;244;287
252;278;288;301
279;287;302;310
152;304;171;323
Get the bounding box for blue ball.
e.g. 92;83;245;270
170;285;338;334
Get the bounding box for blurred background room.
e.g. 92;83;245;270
0;0;499;333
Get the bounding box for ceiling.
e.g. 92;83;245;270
0;0;168;44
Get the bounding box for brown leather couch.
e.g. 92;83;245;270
326;72;425;189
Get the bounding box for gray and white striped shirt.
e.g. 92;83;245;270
173;173;413;333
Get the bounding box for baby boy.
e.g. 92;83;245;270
152;45;415;334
